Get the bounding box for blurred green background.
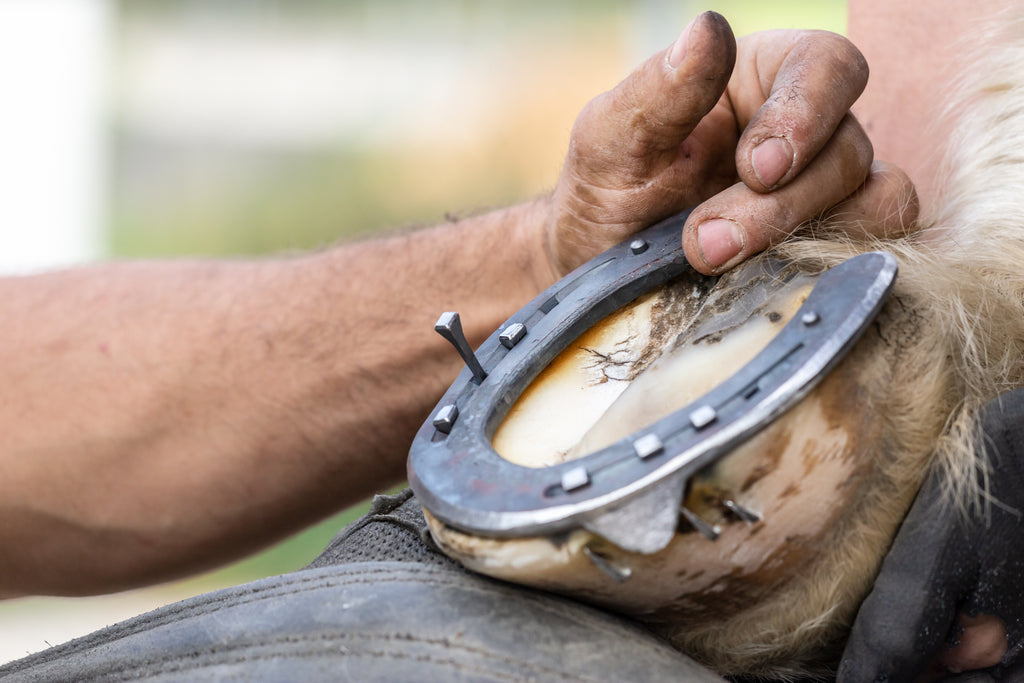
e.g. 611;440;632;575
1;0;845;663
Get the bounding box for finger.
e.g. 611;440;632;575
681;113;872;274
731;30;869;192
836;467;976;683
936;614;1008;673
824;160;920;237
548;12;737;276
570;11;736;180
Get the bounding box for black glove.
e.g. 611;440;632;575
838;389;1024;682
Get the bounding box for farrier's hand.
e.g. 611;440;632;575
839;390;1024;682
542;12;919;280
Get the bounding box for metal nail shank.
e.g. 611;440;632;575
435;311;488;384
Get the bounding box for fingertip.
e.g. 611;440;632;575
696;218;745;271
750;136;794;189
828;160;921;238
667;15;700;69
666;11;736;72
697;11;735;47
871;160;921;232
682;208;748;275
681;215;712;276
736;31;870;193
936;614;1008;673
593;10;735;161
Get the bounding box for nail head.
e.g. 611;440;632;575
633;433;664;460
561;466;590;492
433;404;459;434
499;322;527;349
689;405;717;430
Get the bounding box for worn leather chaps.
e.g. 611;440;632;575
0;489;723;682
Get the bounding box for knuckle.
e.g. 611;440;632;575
571;97;605;148
569;95;622;165
624;110;672;159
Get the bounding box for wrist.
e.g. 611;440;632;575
532;194;570;289
510;194;561;292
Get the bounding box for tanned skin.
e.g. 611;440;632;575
848;0;1017;674
850;0;1017;213
0;13;915;598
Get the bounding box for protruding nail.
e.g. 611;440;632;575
584;546;632;583
724;499;761;523
697;219;743;269
435;311;487;384
680;506;720;541
668;15;699;68
751;137;794;189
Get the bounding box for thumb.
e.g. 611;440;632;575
569;11;736;178
547;12;737;277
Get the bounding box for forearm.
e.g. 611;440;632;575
0;198;552;597
0;11;921;598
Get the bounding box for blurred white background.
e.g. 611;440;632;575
0;0;109;272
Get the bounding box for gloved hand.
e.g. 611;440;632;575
838;389;1024;681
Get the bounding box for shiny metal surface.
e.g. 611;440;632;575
409;211;897;553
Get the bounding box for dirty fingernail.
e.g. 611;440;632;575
751;137;794;188
697;218;744;268
668;14;700;68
